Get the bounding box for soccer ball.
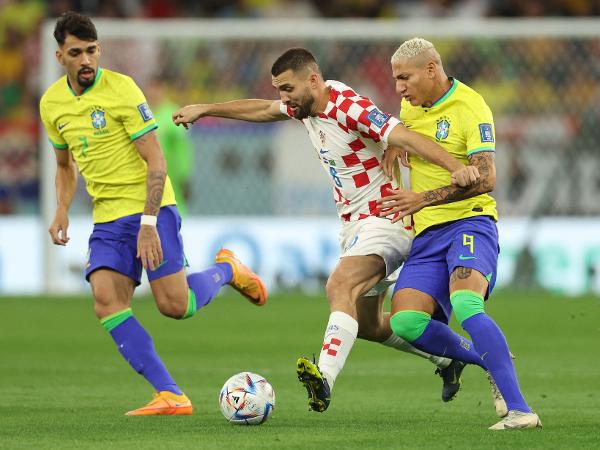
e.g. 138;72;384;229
219;372;275;425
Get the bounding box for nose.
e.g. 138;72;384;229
81;52;91;65
280;92;290;103
395;80;406;95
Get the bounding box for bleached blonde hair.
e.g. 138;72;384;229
391;37;440;65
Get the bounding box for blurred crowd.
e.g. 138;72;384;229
1;0;600;215
41;0;600;19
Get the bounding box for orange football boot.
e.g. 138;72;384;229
125;391;193;416
215;248;267;306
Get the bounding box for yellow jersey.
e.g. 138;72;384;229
40;68;176;223
400;78;498;235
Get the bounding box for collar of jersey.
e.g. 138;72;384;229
67;67;103;97
318;85;338;119
426;77;458;109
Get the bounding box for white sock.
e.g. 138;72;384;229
318;311;358;389
382;334;451;369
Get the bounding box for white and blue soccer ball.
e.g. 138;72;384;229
219;372;275;425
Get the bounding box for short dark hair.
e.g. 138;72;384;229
54;11;98;46
271;48;320;77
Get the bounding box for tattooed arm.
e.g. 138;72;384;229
134;130;166;270
377;152;496;222
134;130;166;215
424;151;496;206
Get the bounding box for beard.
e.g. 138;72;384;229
291;92;315;120
77;67;96;87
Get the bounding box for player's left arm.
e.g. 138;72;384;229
378;151;495;222
134;130;166;271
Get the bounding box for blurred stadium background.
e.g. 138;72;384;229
1;0;600;297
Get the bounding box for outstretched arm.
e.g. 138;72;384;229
377;151;496;222
172;99;289;128
387;124;479;187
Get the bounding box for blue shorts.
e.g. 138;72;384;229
393;216;499;323
85;205;187;285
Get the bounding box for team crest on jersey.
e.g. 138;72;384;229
435;116;451;141
90;106;106;129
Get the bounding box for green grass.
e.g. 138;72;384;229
0;290;598;449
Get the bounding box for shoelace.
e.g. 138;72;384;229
487;373;503;400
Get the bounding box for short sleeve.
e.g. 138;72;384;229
335;96;400;146
40;99;68;150
464;98;496;157
119;76;158;140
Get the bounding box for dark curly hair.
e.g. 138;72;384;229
54;11;97;46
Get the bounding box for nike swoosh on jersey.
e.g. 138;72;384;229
319;148;329;154
458;255;476;260
58;123;69;130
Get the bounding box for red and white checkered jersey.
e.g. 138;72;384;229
279;80;403;222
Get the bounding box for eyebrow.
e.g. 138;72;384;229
276;83;291;90
67;44;97;53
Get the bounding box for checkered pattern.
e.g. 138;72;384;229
322;337;342;356
279;80;404;222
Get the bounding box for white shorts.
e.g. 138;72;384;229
338;216;413;296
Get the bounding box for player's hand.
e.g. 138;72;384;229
399;149;411;168
376;189;426;223
381;146;409;179
137;225;163;271
172;104;207;129
49;208;70;246
451;165;480;187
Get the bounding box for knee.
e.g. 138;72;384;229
92;285;123;319
450;290;485;325
389;310;431;342
156;294;188;320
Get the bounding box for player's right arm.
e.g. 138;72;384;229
49;148;77;246
172;99;288;128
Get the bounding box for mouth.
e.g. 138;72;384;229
78;68;95;80
287;103;301;115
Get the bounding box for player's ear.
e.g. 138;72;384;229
426;61;436;79
55;49;65;66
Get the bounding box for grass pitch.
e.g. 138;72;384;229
0;290;598;449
